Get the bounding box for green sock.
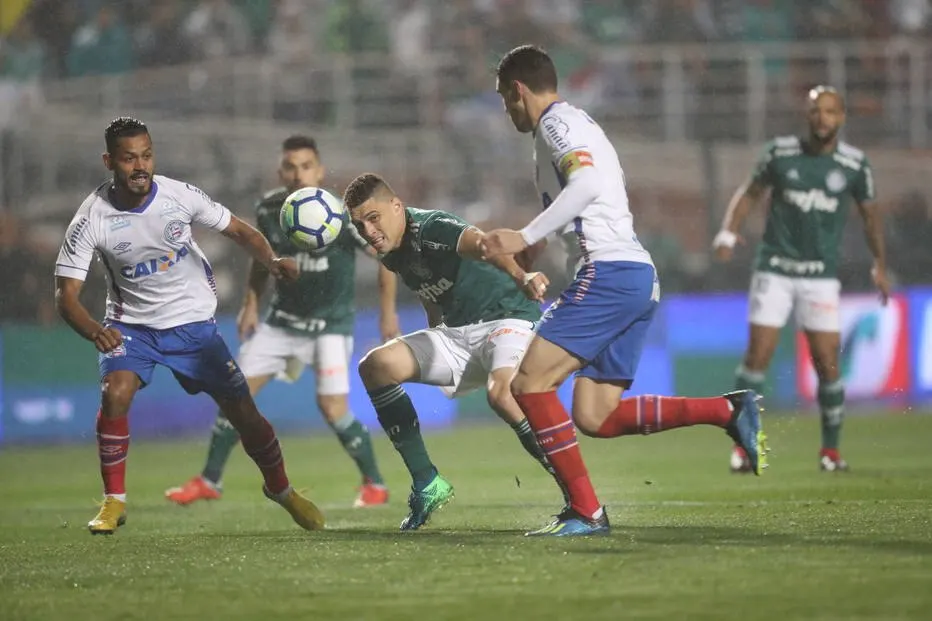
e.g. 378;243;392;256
368;384;436;489
511;418;570;503
201;414;240;485
818;380;845;450
330;412;384;485
735;364;766;395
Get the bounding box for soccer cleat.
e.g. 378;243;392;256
164;476;222;505
723;390;768;476
88;497;127;535
353;482;389;508
525;506;610;537
263;486;326;531
729;445;754;473
819;449;849;472
399;474;454;531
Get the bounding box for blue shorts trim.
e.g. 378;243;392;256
537;261;658;382
99;319;248;398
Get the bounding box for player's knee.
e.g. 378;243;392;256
317;394;347;423
509;369;534;398
486;378;513;414
358;347;395;387
100;379;135;415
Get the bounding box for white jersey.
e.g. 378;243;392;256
534;101;652;274
55;175;233;330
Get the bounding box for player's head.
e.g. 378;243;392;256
279;135;324;193
343;173;405;254
103;116;153;197
807;85;846;144
495;44;558;133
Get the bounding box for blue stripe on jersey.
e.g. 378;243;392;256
201;257;217;294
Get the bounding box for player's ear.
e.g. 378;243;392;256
102;152;113;171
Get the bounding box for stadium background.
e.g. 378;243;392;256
2;0;931;444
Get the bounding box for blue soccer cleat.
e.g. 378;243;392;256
399;473;454;531
525;506;610;537
723;390;769;475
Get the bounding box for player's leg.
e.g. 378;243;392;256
166;322;288;505
89;323;157;534
480;320;569;504
730;271;793;471
315;335;387;507
359;330;460;529
167;321;324;530
798;278;846;471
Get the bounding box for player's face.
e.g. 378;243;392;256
497;78;533;133
104;133;154;196
279;148;324;193
350;196;405;254
807;92;845;143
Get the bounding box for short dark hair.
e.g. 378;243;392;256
343;173;395;211
496;45;558;94
281;134;319;155
105;117;149;154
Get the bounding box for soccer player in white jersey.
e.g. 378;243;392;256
54;117;325;534
482;45;767;537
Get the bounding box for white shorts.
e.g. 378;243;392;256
748;271;841;333
399;318;535;397
237;323;353;395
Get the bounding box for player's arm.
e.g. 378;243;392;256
713;143;774;261
420;299;444;328
221;215;297;281
377;263;400;341
853;161;889;304
54;211;121;352
458;227;548;302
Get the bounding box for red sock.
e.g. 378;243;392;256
514;391;602;519
239;415;290;495
595;395;733;438
97;411;129;496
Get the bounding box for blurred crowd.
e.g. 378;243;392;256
2;0;932;324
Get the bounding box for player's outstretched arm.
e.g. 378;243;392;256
54;276;122;353
459;227;548;302
713;178;768;262
221;215;298;281
377;264;400;341
856;199;890;305
237;258;270;340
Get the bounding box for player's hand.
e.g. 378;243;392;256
519;271;549;302
92;326;123;353
380;312;401;342
269;256;299;281
872;264;890;306
712;230;742;263
515;239;548;271
480;229;528;258
237;304;260;341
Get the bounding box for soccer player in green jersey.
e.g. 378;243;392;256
166;136;399;507
343;172;568;531
714;86;890;472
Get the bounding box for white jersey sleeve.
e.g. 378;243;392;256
55;192;101;282
173;180;232;231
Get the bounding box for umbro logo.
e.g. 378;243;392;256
787;169;800;180
112;241;132;255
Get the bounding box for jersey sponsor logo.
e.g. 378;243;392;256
163;220;187;244
541;116;570;151
768;255;826;276
64;216;90;255
120;246;190;279
783;188;839;213
296;253;329;273
825;169;847;193
112;241;133;255
415;277;454;303
557;150;594;177
109;215;131;231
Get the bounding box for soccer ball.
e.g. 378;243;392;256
279;187;345;250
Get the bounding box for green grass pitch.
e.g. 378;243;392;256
1;412;931;621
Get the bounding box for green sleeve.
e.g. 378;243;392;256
749;141;776;188
419;213;470;252
851;157;876;203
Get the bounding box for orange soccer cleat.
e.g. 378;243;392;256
164;476;222;505
353;482;389;508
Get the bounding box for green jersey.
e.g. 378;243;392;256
751;135;875;278
255;188;368;335
380;208;541;328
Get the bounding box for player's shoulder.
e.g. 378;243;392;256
835;141;869;170
256;186;289;212
767;135;803;158
154;174;214;202
73;181;111;221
